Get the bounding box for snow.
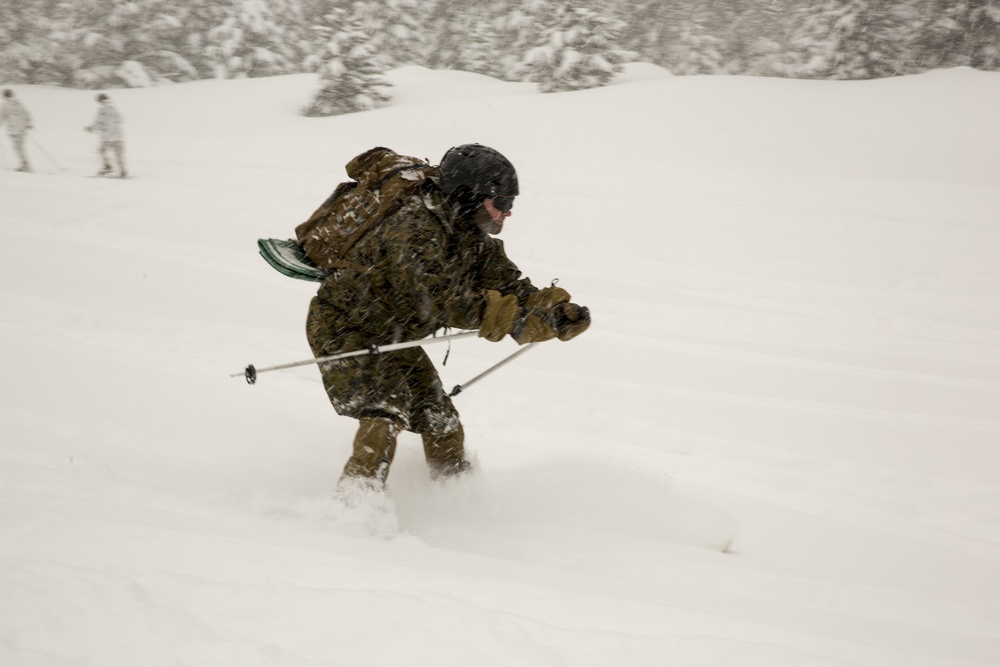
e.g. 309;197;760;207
2;64;999;665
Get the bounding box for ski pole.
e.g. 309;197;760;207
29;134;63;171
233;330;480;385
449;342;537;397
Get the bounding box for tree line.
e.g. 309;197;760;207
1;0;998;115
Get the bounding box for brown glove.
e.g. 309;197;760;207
509;286;568;344
481;286;591;345
512;312;557;344
524;285;571;310
478;290;520;342
551;301;591;341
521;285;590;342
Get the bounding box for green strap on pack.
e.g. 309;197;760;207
257;238;327;283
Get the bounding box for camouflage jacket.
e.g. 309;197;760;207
308;181;537;346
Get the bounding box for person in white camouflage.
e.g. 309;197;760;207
305;144;591;490
85;93;127;178
0;89;33;172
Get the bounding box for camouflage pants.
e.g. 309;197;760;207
306;300;466;480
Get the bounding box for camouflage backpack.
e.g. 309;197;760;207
294;146;439;273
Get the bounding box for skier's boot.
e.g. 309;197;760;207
422;423;471;480
341;416;399;487
97;164;112;176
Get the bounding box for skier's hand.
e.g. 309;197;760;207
506;286;561;344
479;290;520;342
512;312;557;345
481;285;590;345
512;285;591;345
524;285;571;310
552;301;590;341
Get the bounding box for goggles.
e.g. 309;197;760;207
491;195;515;212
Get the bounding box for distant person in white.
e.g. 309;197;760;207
0;88;33;172
86;93;127;178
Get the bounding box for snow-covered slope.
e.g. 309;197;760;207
1;65;999;666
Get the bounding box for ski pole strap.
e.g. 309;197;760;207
449;343;537;397
234;330;480;384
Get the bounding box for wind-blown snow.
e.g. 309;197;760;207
1;64;999;666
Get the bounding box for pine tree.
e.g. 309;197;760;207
301;8;392;116
454;17;506;78
5;0;998;89
779;0;865;78
419;0;503;76
494;2;546;81
921;0;1000;70
420;0;474;70
747;2;809;77
348;0;423;69
772;0;918;79
614;0;684;70
177;0;246;79
522;2;634;92
967;0;1000;69
828;0;913;78
716;0;787;75
205;0;301;78
76;0;207;87
0;0;67;84
666;11;726;75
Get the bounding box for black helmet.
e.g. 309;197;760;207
2;89;12;98
96;93;108;102
439;144;519;204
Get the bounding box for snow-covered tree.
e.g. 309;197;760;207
419;0;504;77
492;3;545;81
828;0;914;78
176;0;247;79
454;17;508;78
66;0;206;88
3;0;998;89
771;0;916;79
613;0;677;69
348;0;423;69
965;0;1000;69
521;2;634;92
666;13;726;75
205;0;301;78
715;1;786;75
0;0;69;84
301;8;392;116
921;0;1000;70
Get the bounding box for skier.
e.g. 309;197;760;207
305;144;591;491
0;89;33;172
85;93;127;178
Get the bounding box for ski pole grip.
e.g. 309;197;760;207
245;364;257;385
